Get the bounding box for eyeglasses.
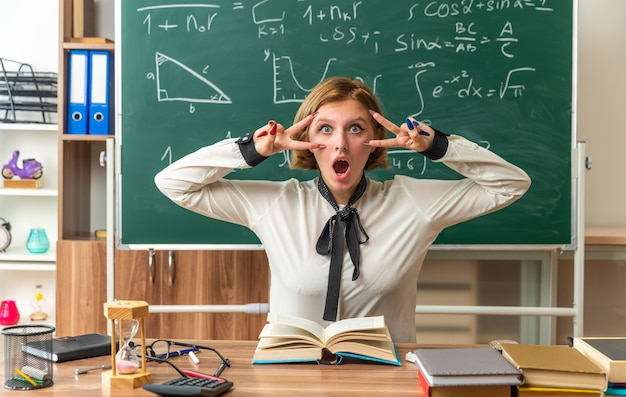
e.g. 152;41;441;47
133;339;231;377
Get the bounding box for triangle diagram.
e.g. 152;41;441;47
155;52;231;104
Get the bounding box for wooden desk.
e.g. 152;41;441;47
1;341;421;396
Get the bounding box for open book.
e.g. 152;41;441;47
251;314;401;365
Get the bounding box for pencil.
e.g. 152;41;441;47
15;367;38;387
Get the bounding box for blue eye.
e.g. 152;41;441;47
349;125;364;133
320;125;332;134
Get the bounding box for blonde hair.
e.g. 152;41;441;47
290;77;389;171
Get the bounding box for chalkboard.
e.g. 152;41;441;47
118;0;574;248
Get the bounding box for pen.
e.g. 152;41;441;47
214;360;229;377
155;347;200;360
405;118;430;136
75;363;112;374
182;369;226;383
15;368;38;387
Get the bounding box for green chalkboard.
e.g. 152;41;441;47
118;1;574;248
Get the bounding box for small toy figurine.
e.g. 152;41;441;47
1;150;43;179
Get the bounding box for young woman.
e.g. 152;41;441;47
154;77;531;343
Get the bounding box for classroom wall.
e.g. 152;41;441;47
0;0;58;72
0;0;59;327
576;0;626;227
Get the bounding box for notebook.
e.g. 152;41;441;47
413;347;523;386
22;333;113;362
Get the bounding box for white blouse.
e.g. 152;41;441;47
154;134;531;343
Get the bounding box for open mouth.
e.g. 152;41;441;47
333;160;349;175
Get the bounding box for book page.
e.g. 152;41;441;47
258;323;323;348
252;345;323;362
330;339;397;363
323;316;387;343
266;313;325;342
257;336;321;350
326;329;391;346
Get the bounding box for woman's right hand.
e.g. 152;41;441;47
253;113;324;157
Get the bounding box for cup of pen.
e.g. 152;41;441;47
1;325;55;390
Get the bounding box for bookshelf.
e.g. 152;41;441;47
54;0;112;336
0;122;58;328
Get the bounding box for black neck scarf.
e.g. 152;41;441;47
316;174;370;321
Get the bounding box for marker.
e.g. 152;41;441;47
406;118;430;136
188;351;200;364
406;118;415;130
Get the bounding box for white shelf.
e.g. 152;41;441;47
15;316;57;328
0;247;55;261
0;247;56;270
0;263;56;271
0;187;58;197
0;123;57;132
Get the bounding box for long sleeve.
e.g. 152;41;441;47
153;133;531;344
405;134;531;231
155;138;246;195
154;138;267;227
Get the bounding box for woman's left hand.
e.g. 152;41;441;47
367;111;434;153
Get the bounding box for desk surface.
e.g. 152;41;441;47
1;340;422;396
585;227;626;245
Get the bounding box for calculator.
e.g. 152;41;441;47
143;375;233;397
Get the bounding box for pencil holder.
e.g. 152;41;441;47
1;324;55;390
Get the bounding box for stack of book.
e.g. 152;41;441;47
500;343;607;396
573;337;626;396
412;347;523;397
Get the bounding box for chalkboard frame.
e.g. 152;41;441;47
115;0;576;250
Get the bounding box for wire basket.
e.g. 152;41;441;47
0;58;58;124
1;324;55;390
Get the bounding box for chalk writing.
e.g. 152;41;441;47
120;0;573;246
153;52;231;104
129;0;564;171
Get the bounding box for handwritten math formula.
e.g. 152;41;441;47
122;0;569;179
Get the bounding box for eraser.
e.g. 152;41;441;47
21;365;49;381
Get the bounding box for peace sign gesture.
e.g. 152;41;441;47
366;110;434;153
253;113;324;158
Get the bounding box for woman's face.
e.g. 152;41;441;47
308;98;376;204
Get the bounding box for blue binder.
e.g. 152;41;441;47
66;50;90;134
88;50;112;135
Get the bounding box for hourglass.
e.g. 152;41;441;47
102;300;151;389
115;318;140;374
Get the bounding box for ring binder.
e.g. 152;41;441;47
66;50;89;134
88;50;112;135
